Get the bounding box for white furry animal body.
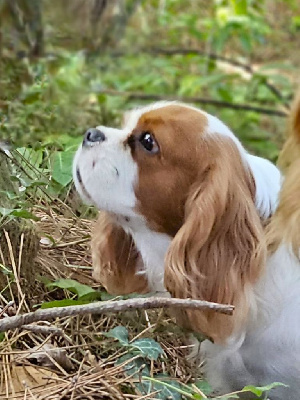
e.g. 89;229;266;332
73;100;300;398
202;245;300;399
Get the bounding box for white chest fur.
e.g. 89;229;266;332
203;244;300;399
116;215;171;293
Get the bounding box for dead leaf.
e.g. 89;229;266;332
0;365;58;398
22;343;73;371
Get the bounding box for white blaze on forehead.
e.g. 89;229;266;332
123;101;188;131
124;101;238;144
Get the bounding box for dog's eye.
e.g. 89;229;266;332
139;132;159;154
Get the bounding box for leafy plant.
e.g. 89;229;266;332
104;325;180;399
41;278;102;308
102;325;286;399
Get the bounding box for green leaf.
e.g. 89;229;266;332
40;298;91;308
79;291;103;302
230;0;247;15
104;326;129;346
11;209;40;221
152;376;182;400
130;338;163;360
0;191;19;201
51;150;75;187
99;291;156;301
21;88;41;104
292;15;300;29
258;62;297;71
0;207;40;221
242;382;288;396
0;207;14;217
46;278;97;299
116;353;150;377
16;147;43;168
141;376;185;400
97;94;107;104
217;87;233;102
25;181;48;189
99;291;118;301
45;134;82;151
193;380;213;395
240;34;252;52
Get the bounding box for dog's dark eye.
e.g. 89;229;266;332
139;132;159;153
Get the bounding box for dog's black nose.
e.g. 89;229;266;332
83;128;106;146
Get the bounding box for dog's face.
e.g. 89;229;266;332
73;102;245;236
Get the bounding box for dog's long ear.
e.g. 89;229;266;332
91;212;148;295
267;90;300;254
278;90;300;172
164;137;266;343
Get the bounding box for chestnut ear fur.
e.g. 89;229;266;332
164;136;266;343
91;212;148;295
267;91;300;255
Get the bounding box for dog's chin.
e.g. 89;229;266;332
73;148;138;216
73;166;94;205
73;165;117;213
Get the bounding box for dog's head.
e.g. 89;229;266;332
74;102;280;341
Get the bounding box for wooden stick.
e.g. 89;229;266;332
0;297;234;332
96;88;288;117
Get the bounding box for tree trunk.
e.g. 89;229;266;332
0;0;44;58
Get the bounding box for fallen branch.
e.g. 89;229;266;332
96;88;288;117
106;47;290;109
108;47;251;69
0;297;234;333
21;324;65;336
149;48;290;109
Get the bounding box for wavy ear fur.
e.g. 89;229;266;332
91;212;148;295
164;137;266;343
267;90;300;254
277;90;300;172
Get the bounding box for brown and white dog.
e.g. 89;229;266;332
73;101;300;398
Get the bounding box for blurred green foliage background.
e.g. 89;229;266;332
0;0;299;201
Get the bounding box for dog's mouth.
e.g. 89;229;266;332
76;167;83;185
76;167;93;202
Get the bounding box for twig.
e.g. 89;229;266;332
0;300;14;318
108;47;251;70
0;297;234;333
21;324;65;336
50;237;90;249
96;88;288;117
153;47;252;70
150;48;290;107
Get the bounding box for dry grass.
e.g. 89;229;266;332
0;205;199;400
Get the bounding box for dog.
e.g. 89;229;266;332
73;101;293;397
203;94;300;399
